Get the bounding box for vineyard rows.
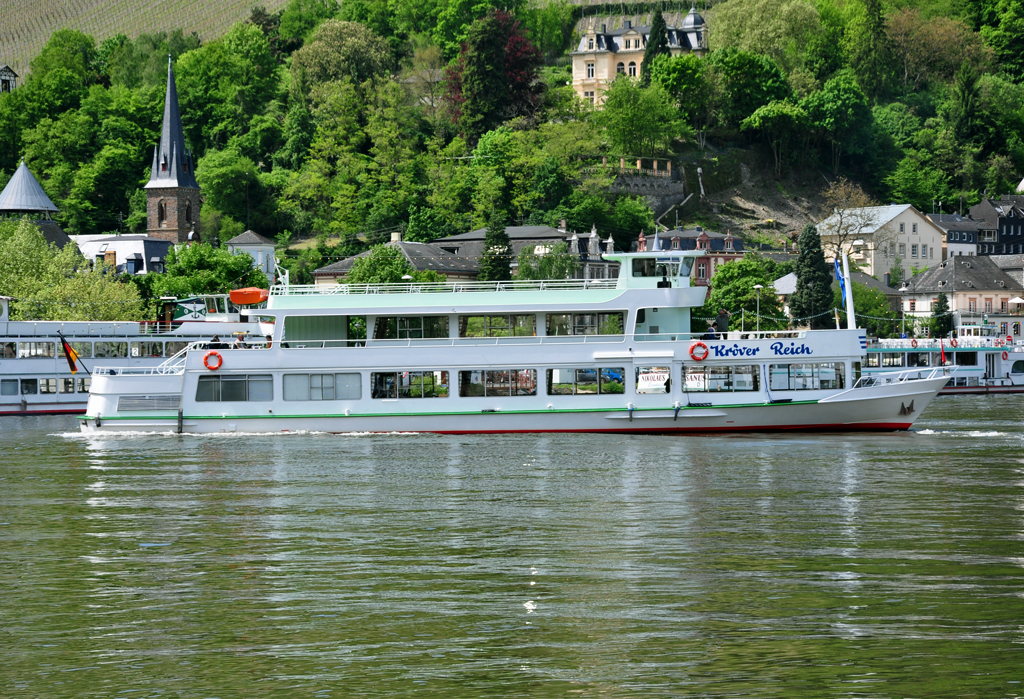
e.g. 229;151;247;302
0;0;289;75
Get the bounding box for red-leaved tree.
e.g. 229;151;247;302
444;11;542;145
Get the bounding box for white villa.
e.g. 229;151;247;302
817;204;944;283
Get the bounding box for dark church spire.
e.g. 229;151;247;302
145;55;199;190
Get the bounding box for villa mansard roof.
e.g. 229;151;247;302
572;9;707;55
902;255;1023;295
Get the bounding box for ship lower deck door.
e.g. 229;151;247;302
987;352;997;378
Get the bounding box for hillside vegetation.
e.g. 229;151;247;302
0;0;1022;287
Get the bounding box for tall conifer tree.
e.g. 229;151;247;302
477;209;513;282
640;9;670;86
789;224;835;329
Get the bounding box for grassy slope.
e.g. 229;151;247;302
0;0;289;75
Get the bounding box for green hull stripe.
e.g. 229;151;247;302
79;400;820;422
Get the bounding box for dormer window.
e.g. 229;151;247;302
588;38;594;50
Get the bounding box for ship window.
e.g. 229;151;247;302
370;371;449;399
954;352;977;366
881;352;904;367
632;258;681;277
1012;361;1024;374
58;341;92;358
683;365;760;392
865;354;880;367
94;342;128;358
60;378;76;393
546;367;624;395
284;373;361;401
458;369;537;396
373;316;449;340
907;352;931;367
165;341;190;356
77;377;91;393
18;342;55;358
39;378;57;394
768;363;845;390
546;312;624;336
130;342;164;357
459;315;535;338
21;378;38;395
1;379;16;395
2;342;17;358
196;374;273;402
635;366;671;394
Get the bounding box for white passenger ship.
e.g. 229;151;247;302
1;295;260;415
864;322;1024;394
79;251;950;435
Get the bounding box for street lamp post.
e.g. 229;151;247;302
753;284;764;334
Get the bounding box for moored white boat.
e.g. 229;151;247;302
79;251;950;435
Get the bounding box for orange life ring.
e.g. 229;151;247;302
911;339;918;348
204;350;223;371
950;339;958;348
689;341;709;361
1003;351;1009;360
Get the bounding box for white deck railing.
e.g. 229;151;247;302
869;338;1019;350
271;279;621;296
853;366;950;388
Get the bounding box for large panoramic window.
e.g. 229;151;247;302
546;312;624;336
459;315;536;338
57;341;92;359
373;316;449;340
683;365;760;392
370;371;448;399
635;366;671;394
130;342;164;357
1;342;15;358
1;379;16;395
18;342;54;358
768;363;845;390
93;342;128;358
458;369;537;397
196;374;273;402
546;368;624;395
283;373;361;401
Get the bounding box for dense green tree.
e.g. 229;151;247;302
279;0;339;44
30;29;98;85
434;0;527;58
707;48;792;128
697;257;788;331
710;0;823;73
405;205;459;242
477;209;513;282
598;78;688;156
514;241;578;280
640;9;670;86
150;242;269;298
930;291;953;337
889;256;905;287
741;100;808;177
344;243;446;283
847;0;894;100
789;224;835;329
980;0;1024;79
833;281;900;338
801;71;871;174
290;20;395;97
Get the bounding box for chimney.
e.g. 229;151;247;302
104;250;116;267
625;20;632;29
391;230;403;243
558;218;567;233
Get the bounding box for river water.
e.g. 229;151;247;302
1;397;1023;698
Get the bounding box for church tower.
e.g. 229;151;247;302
145;56;201;244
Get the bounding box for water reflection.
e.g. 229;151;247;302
3;402;1024;696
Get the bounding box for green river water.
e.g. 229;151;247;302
1;396;1023;698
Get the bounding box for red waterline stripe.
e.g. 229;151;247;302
0;408;86;416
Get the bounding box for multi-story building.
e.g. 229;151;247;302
926;213;982;258
570;9;708;105
968;197;1024;255
637;227;743;286
900;255;1023;320
817;204;944;283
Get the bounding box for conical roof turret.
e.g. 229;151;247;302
0;160;59;214
145;56;199;190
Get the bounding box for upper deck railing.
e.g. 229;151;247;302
270;279;621;297
868;338;1021;350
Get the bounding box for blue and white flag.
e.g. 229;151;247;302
834;258;847;305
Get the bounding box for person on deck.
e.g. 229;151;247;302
717;309;732;334
265;334;273;349
702;322;718;340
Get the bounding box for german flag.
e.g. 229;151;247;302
59;333;79;374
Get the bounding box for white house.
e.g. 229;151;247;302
817;204;944;283
226;230;276;284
